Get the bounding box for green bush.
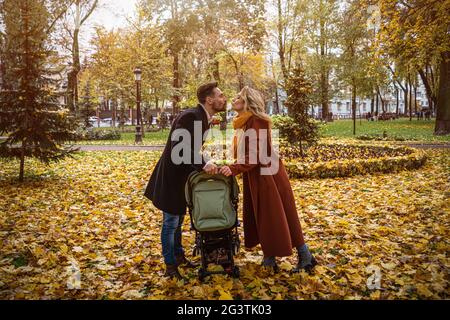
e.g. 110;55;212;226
272;115;321;147
356;133;408;142
74;129;121;141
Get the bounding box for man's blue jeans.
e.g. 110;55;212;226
161;212;185;265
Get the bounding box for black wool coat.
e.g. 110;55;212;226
144;105;210;215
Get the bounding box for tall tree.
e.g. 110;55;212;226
273;0;306;86
336;0;371;135
220;0;267;90
0;0;77;182
147;0;199;115
283;64;319;156
304;0;340;121
63;0;98;115
379;0;450;134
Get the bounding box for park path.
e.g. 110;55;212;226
69;143;450;152
2;136;450;151
71;144;165;151
395;143;450;149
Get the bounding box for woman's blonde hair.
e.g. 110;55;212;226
240;86;272;125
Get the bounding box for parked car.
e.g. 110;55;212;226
378;113;397;121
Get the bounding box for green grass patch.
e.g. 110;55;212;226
78;127;170;145
320;118;450;142
64;119;450;145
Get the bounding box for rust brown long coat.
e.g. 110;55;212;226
229;115;305;257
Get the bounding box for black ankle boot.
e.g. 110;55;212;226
293;254;317;274
261;256;279;273
164;264;186;280
175;254;198;269
292;244;317;274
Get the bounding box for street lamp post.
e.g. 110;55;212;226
134;67;143;144
98;96;104;128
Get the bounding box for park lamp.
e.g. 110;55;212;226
134;67;142;82
134;67;143;144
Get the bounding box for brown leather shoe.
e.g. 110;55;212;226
175;254;198;269
164;264;185;280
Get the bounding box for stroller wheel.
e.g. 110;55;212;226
198;268;207;282
233;243;240;255
231;266;240;279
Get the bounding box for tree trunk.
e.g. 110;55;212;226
396;87;399;115
352;83;356;135
320;71;329;121
418;67;437;111
377;88;385;114
19;139;26;182
172;52;180;116
66;0;97;116
73;27;80;109
277;0;288;84
414;84;418;114
112;99;116;128
274;86;280;114
319;1;329;122
435;51;450;135
409;79;413;121
404;81;408;116
371;96;374;114
270;55;280;115
67;12;81;115
375;93;379;116
213;58;220;83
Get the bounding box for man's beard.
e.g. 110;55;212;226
213;101;226;112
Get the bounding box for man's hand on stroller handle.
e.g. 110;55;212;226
203;161;233;176
203;160;218;175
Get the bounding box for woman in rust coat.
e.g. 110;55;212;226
219;86;317;272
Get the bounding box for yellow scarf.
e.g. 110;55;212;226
232;111;254;130
232;111;253;159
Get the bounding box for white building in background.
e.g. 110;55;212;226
267;83;432;119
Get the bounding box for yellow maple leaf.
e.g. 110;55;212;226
370;290;381;299
60;244;68;254
416;284;433;298
218;288;233;300
279;261;293;271
381;262;397;270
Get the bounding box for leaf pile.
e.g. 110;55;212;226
280;143;414;162
282;144;427;179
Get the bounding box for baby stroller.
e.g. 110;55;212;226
185;171;240;281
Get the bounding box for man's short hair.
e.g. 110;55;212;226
197;82;218;104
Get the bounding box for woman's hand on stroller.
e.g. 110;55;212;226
219;166;233;177
203;161;218;175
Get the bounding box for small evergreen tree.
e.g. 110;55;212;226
282;64;319;157
0;0;77;182
79;81;94;129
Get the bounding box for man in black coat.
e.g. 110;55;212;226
144;82;227;279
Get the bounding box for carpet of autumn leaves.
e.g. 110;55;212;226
0;149;448;300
